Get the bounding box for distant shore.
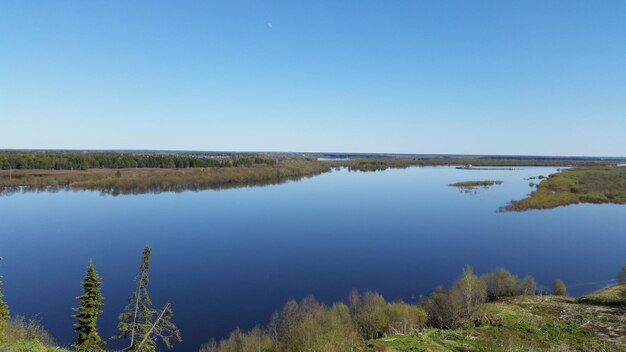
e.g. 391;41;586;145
1;151;623;196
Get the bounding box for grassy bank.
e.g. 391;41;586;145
3;153;626;198
505;166;626;211
202;263;626;352
0;341;70;352
0;316;68;352
373;284;626;351
0;158;331;196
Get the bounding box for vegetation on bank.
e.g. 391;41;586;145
0;316;62;352
2;151;622;196
505;166;626;211
200;266;626;352
0;159;331;196
449;180;503;190
2;258;626;351
373;287;626;351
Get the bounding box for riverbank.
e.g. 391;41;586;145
374;284;626;351
0;158;331;195
2;152;620;196
505;166;626;211
201;265;626;352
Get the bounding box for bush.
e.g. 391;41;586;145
552;279;567;296
385;302;427;335
3;316;55;346
482;268;520;299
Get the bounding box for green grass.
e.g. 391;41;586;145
578;283;626;307
372;285;626;352
0;340;70;352
505;166;626;211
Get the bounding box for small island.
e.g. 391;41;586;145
449;180;503;190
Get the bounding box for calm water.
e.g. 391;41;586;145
1;166;625;350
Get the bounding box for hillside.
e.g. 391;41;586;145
373;284;626;351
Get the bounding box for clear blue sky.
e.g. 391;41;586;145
1;1;625;156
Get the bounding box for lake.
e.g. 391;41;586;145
1;166;625;350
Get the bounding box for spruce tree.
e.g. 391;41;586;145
0;258;10;343
116;246;154;351
116;246;181;351
73;260;105;352
135;303;181;351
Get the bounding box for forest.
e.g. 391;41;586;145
0;152;276;170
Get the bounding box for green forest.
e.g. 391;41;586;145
0;152;276;170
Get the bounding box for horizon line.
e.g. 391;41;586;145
1;148;625;160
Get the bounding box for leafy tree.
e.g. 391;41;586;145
482;268;519;299
425;286;461;328
385;302;427;335
353;291;389;339
116;246;180;351
518;275;537;295
453;265;487;318
552;279;567;296
73;261;105;352
263;297;360;352
347;288;361;316
0;258;9;342
618;263;626;284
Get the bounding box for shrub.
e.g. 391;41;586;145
552;279;567;296
3;315;55;346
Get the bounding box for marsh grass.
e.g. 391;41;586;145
0;159;331;196
505;166;626;211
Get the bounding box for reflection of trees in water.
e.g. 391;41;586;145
0;173;322;197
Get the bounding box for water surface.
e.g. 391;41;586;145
1;166;625;350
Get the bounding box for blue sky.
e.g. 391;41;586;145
1;1;625;156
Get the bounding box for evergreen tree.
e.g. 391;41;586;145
116;246;154;351
135;303;181;351
73;261;105;352
0;258;10;343
116;246;181;351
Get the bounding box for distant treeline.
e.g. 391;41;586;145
0;152;276;170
